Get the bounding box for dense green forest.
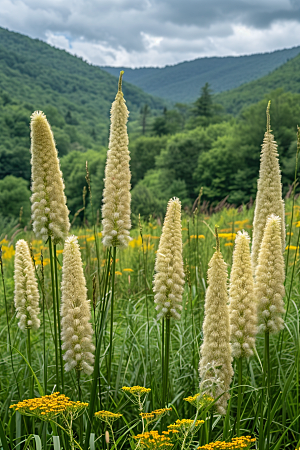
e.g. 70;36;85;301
102;46;300;103
216;52;300;114
0;28;300;226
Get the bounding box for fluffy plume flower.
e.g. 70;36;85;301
251;102;285;270
153;197;185;320
61;235;95;374
30;111;70;244
14;239;40;331
229;231;257;358
199;230;233;415
255;215;285;334
102;72;131;248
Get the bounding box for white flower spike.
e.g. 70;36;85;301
14;239;40;332
153;197;185;320
61;235;95;374
30;110;70;244
229;231;257;358
251;101;285;270
255;215;285;334
102;71;131;248
199;228;233;414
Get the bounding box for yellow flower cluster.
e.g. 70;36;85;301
10;393;88;421
140;407;172;420
198;436;256;449
184;393;214;408
122;386;151;395
94;410;122;422
134;430;174;449
168;418;204;434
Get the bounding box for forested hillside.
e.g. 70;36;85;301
0;27;300;226
216;53;300;114
0;27;166;175
102;47;300;103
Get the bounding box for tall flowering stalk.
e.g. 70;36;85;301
61;235;95;375
14;239;40;332
153;197;185;321
229;231;256;435
255;215;285;335
14;238;40;401
229;231;257;358
101;71;131;249
153;197;185;406
199;228;233;415
30;110;70;243
251;102;285;271
255;214;285;450
30;110;70;391
85;73;131;448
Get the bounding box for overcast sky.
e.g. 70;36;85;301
1;0;300;68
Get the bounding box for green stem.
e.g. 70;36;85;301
139;222;153;410
27;328;34;434
49;239;59;390
54;244;64;393
163;318;171;407
108;423;117;450
236;358;243;436
265;331;270;450
84;257;112;450
107;246;117;397
41;252;47;395
77;371;83;446
208;410;213;443
0;250;20;399
27;329;33;397
161;318;165;405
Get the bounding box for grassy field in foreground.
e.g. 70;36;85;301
0;198;300;449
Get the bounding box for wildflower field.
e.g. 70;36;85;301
0;74;300;450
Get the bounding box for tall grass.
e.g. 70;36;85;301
0;199;300;448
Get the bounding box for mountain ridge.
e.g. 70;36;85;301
101;46;300;103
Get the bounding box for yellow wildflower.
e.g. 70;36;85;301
198;435;256;449
10;393;87;421
134;430;173;449
140;407;172;421
95;410;122;422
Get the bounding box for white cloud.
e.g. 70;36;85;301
0;0;300;67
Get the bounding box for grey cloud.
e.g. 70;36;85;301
1;0;300;67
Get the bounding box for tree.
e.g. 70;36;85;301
0;176;31;222
140;104;150;135
193;82;213;118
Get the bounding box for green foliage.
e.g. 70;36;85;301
0;175;31;222
217;53;300;114
0;27;166;164
60;149;107;222
193;82;213;118
102;46;300;103
130;135;168;186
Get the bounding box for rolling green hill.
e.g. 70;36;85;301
101;47;300;104
0;26;166;151
216;53;300;114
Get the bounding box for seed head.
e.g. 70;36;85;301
61;235;95;374
252;102;285;270
14;239;40;331
153;197;185;320
255;215;285;334
102;72;131;248
30;111;70;243
229;231;257;358
199;231;233;414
